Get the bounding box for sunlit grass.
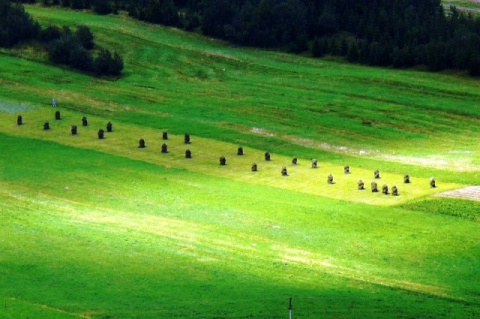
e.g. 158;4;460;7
1;134;479;318
0;108;461;205
1;6;479;169
0;5;479;319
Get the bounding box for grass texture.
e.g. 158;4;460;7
0;5;479;319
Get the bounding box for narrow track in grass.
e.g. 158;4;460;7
3;297;91;319
438;186;480;201
0;184;468;305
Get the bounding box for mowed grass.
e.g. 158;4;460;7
0;4;479;319
0;107;461;206
2;6;480;177
1;134;479;319
443;0;480;11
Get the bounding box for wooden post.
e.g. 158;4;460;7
289;297;292;319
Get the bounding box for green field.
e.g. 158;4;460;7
1;5;480;319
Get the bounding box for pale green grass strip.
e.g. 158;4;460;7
0;108;461;205
0;183;458;302
2;297;86;319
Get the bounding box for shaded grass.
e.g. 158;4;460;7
0;5;479;319
1;133;480;318
401;198;480;221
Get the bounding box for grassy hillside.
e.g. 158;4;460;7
443;0;480;12
0;5;479;319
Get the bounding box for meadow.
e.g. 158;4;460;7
443;0;480;11
0;5;479;318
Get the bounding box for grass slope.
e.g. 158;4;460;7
0;107;461;206
1;134;479;318
3;6;480;178
0;5;479;319
443;0;480;12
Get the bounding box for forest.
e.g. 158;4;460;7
1;0;123;76
8;0;480;75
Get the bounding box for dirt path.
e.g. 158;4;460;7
438;186;480;201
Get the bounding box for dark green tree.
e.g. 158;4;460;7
40;25;62;43
0;0;40;47
70;43;94;70
201;0;234;38
317;4;338;36
347;39;359;62
70;0;85;9
75;25;94;49
311;37;328;58
48;34;78;64
468;53;480;76
94;48;123;75
426;41;447;71
93;0;113;14
248;0;307;48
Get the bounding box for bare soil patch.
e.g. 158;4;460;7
438;186;480;201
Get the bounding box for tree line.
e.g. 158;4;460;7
9;0;480;75
1;0;123;76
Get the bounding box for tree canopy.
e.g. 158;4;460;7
3;0;123;76
1;0;40;47
10;0;480;74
